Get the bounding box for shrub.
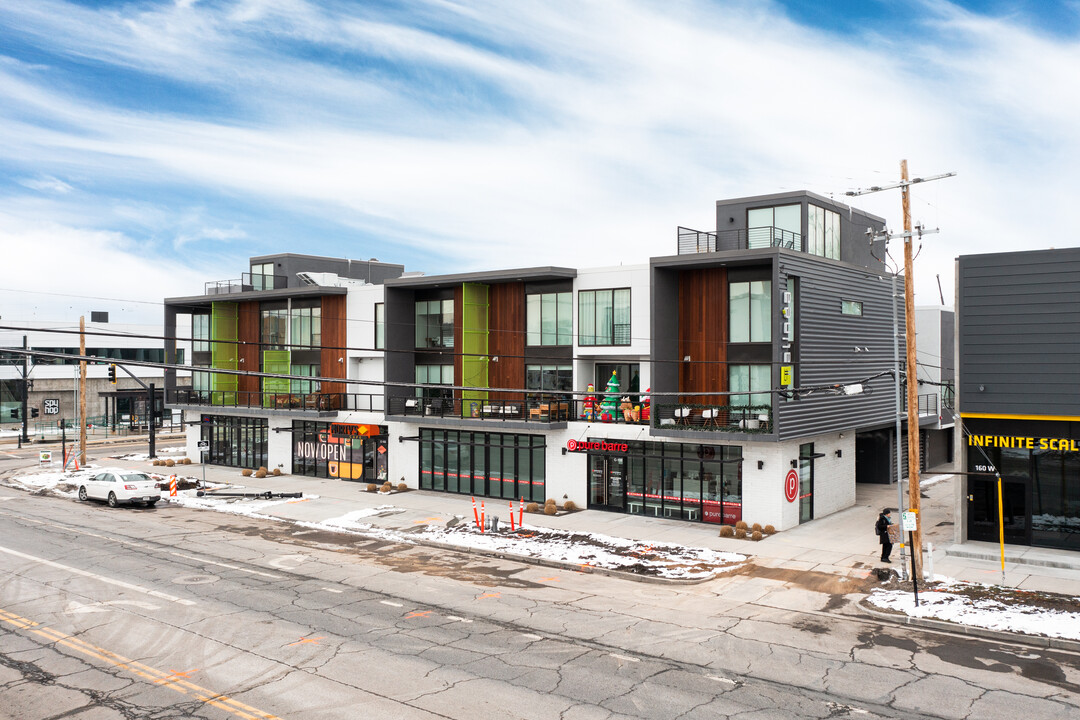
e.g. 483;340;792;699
165;459;175;467
751;530;763;541
544;504;557;515
397;482;408;492
735;520;748;530
735;528;747;539
182;458;192;465
272;468;281;476
152;459;162;466
380;482;392;493
526;502;539;513
719;525;735;537
751;523;762;533
254;469;267;478
258;466;268;474
241;468;253;477
563;500;578;511
366;483;377;492
544;497;556;506
763;524;776;534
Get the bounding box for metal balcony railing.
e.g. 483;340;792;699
651;403;773;433
677;226;803;255
166;388;384;413
204;272;288;295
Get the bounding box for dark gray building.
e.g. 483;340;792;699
958;248;1080;550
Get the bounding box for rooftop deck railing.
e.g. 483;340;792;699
203;272;288;295
677;226;802;254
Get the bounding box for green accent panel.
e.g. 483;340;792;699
262;350;291;407
210;302;239;405
461;282;489;416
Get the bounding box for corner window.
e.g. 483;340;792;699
374;303;385;350
578;289;631;346
526;292;571;346
808;204;840;260
841;299;863;316
729;365;772;408
415;299;454;349
729;281;771;343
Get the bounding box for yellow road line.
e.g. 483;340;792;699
0;606;280;720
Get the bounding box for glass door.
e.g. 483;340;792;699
588;455;626;512
968;476;1029;545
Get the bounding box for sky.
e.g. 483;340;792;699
1;0;1078;324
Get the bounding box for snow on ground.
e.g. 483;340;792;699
868;577;1080;640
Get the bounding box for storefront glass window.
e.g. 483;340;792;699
292;421;388;481
201;415;268;469
418;429;545;502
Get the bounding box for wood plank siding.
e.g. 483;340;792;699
320;295;347;394
678;268;727;403
488;282;525;402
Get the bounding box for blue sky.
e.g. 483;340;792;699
1;0;1078;323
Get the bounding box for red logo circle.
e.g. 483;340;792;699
784;469;799;503
566;439;578;452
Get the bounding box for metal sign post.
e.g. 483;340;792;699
198;440;209;488
902;510;919;606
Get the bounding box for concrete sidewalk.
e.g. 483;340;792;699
110;453;1080;597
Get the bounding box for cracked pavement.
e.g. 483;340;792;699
1;486;1078;719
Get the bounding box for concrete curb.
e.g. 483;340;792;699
858;600;1080;653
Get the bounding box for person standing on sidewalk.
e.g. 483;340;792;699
875;508;894;562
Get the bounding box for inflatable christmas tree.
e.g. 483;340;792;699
599;370;620;421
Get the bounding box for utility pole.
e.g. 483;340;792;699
79;316;87;465
19;335;28;448
900;159;923;578
848;160;955;579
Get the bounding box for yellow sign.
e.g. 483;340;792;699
780;366;792;386
967;434;1079;452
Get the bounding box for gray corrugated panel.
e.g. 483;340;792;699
775;252;898;440
958;249;1080;417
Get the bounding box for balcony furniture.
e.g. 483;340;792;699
404;399;419;415
674;407;691;425
701;408;720;427
529;404;549;420
482;403;522;418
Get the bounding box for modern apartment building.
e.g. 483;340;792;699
166;192;906;531
957;248;1080;551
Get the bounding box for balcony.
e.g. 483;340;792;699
652;403;773;433
388;393;657;426
166;388;383;415
204;272;289;295
677;226;802;255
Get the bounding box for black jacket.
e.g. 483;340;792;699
875;513;892;542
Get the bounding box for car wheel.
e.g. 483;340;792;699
107;492;118;508
78;486;88;501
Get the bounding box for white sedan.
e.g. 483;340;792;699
78;469;161;508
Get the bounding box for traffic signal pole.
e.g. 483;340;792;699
19;335;28;448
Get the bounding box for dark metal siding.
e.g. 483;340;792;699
776;251;899;440
958;248;1080;416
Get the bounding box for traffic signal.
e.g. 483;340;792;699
30;407;39;418
108;364;117;384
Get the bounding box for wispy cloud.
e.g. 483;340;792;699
0;0;1077;317
17;175;73;193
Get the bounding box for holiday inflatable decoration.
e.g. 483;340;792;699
620;397;634;422
581;383;597;421
640;388;651;421
598;371;621;421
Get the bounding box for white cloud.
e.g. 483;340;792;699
17;175;73;193
0;0;1077;313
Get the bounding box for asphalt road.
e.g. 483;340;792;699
1;484;1078;719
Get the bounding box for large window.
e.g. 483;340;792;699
578;288;631;346
293;421;388;482
291;364;320;394
729;365;772;408
192;313;210;353
527;292;572;346
416;299;454;349
420;428;545;502
374;303;385;350
260;304;288;350
729;281;771;343
290;304;321;348
201;415;267;469
250;263;275;291
526;364;573;400
416;364;453;409
808;204;840;260
748;205;800;249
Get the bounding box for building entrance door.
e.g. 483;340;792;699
967;476;1029;545
798;442;816;523
589;455;626;512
